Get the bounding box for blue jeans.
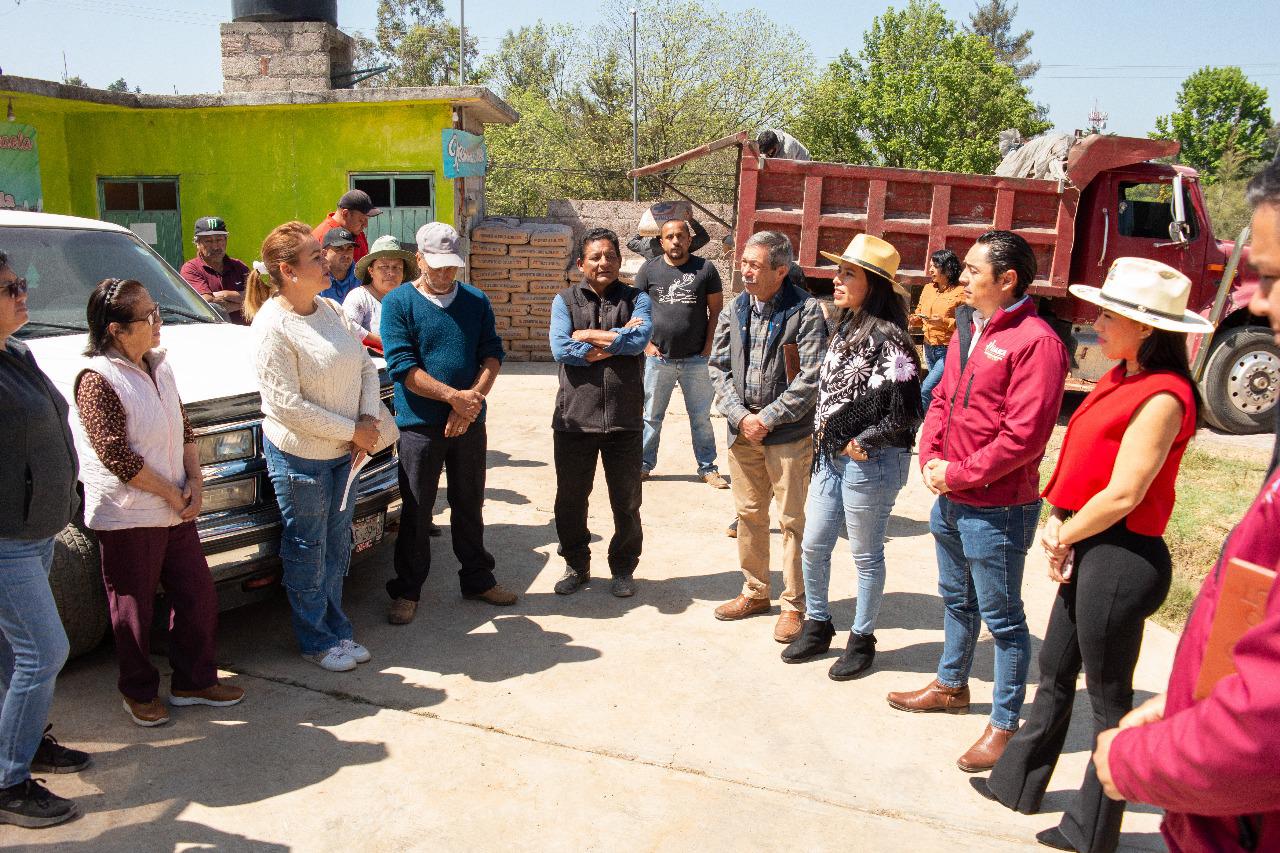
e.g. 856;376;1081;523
642;354;719;476
264;440;356;656
932;495;1040;732
921;343;948;410
801;447;910;634
0;537;69;788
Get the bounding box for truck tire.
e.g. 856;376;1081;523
49;523;109;659
1200;327;1280;434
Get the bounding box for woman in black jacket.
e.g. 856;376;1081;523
782;235;923;679
0;249;90;829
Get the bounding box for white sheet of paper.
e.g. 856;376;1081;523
339;451;372;512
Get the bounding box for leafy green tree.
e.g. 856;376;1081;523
354;0;479;87
106;78;141;94
965;0;1038;79
477;23;576;102
795;0;1048;172
1152;66;1273;181
64;75;87;87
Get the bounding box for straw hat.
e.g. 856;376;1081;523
819;234;909;298
1069;257;1213;333
355;234;420;285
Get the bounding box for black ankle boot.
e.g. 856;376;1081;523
780;619;835;663
828;631;876;680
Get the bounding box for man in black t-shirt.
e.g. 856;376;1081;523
635;219;727;488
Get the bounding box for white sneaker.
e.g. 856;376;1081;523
302;646;357;672
340;638;371;664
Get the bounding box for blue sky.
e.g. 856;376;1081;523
2;0;1277;138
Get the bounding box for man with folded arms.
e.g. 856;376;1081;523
1089;159;1280;853
887;230;1068;774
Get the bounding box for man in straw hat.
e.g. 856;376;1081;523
887;230;1069;773
1089;157;1280;853
708;230;827;643
380;222;515;626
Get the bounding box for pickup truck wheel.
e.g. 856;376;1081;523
1201;327;1280;434
49;523;109;659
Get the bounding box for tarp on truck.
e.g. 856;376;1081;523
995;132;1075;181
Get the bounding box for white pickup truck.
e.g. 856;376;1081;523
0;210;402;657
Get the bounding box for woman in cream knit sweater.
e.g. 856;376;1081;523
245;221;382;673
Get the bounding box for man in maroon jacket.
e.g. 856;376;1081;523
887;230;1069;773
1092;160;1280;853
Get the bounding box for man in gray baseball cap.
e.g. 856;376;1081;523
381;222;514;624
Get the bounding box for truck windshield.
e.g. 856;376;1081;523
0;225;222;340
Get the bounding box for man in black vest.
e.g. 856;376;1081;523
709;231;828;643
548;228;654;599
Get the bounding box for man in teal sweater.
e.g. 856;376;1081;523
380;223;513;626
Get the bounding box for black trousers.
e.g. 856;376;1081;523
988;520;1171;853
388;423;496;601
553;430;643;576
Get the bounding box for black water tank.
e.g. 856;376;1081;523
232;0;338;25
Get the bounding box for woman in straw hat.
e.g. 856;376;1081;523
343;234;419;353
972;257;1212;852
781;234;924;678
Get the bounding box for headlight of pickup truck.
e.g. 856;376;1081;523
196;428;256;465
201;478;257;513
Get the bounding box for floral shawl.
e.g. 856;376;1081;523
813;318;924;467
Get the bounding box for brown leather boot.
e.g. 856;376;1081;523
714;594;770;621
886;679;970;714
957;723;1018;772
773;611;804;643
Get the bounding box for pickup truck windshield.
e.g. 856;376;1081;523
0;225;222;340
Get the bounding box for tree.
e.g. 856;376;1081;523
354;0;479;87
794;0;1048;172
965;0;1039;80
107;78;141;94
1152;66;1273;181
64;75;86;87
476;23;576;102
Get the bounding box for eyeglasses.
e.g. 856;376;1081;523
129;306;161;327
1;277;28;299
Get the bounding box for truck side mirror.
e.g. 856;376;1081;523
1169;173;1192;244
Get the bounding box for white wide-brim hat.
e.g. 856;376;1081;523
1069;257;1213;334
819;233;909;298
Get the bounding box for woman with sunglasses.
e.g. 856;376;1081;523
0;253;88;828
73;279;243;727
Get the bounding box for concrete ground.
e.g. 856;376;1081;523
9;363;1224;852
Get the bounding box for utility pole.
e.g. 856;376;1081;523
459;0;466;85
631;8;638;202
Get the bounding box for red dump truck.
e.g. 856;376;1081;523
630;132;1275;434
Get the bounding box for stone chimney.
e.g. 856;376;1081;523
220;20;354;93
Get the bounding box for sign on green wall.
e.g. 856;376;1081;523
0;123;41;211
442;129;486;179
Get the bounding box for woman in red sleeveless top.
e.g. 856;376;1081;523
971;258;1214;852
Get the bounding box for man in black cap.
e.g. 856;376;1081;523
318;227;361;303
313;190;382;263
179;216;251;325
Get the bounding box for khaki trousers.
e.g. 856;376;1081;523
727;434;812;612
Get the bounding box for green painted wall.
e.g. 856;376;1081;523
2;91;456;264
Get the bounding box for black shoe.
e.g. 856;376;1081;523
781;618;835;663
553;567;589;595
29;725;90;775
828;631;877;681
611;575;635;598
428;523;443;537
0;778;77;828
1035;827;1075;851
969;776;998;803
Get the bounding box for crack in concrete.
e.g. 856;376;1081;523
231;665;1033;847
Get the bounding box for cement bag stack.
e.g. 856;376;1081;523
468;218;573;362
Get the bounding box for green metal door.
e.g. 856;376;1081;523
351;174;435;246
98;178;184;270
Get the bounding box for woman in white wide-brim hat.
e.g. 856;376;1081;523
343;234;420;353
976;257;1210;852
781;233;924;679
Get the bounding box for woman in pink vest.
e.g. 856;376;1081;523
970;258;1212;852
74;279;243;727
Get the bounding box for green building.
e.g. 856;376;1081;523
0;17;515;269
